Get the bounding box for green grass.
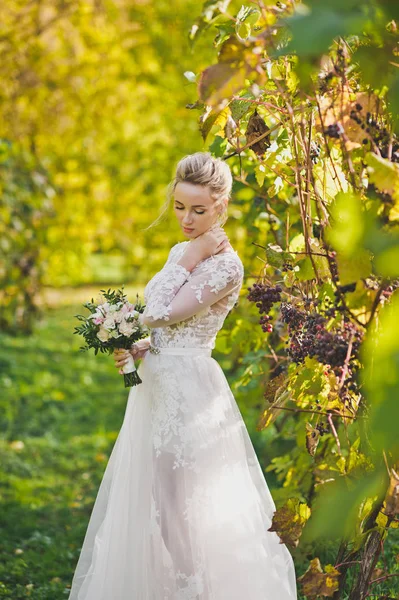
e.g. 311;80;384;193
0;301;132;598
0;296;398;599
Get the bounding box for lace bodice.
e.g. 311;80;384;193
141;241;244;349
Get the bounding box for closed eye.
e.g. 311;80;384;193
175;206;205;215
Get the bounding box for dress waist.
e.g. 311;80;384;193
149;344;212;357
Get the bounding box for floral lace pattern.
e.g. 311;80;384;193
143;263;191;321
143;241;244;350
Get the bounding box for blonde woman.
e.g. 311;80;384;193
68;152;297;599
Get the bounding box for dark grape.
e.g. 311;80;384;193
279;300;364;398
316;422;330;436
325;123;344;139
282;261;294;272
247;282;283;333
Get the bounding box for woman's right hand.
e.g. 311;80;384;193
184;226;230;264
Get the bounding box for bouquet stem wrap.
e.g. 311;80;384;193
121;353;142;388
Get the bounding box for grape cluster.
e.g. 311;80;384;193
259;315;273;333
316;422;329;436
325;123;344;139
247;282;282;333
362;277;399;305
309;328;350;368
282;261;294;272
280;302;306;329
280;301;364;396
334;47;347;75
350;104;399;161
363;277;380;291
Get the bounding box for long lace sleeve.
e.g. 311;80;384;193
141;250;243;329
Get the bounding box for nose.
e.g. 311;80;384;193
182;213;193;225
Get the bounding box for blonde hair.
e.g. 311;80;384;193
143;152;233;230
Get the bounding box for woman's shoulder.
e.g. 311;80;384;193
168;240;188;259
169;240;243;276
214;245;243;264
214;247;244;278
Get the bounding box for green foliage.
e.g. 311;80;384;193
0;141;57;334
362;291;399;457
0;0;218;331
190;0;399;597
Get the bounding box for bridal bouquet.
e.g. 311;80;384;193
73;286;150;388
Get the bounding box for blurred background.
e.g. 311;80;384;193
0;1;266;597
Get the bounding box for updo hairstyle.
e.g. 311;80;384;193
144;152;233;230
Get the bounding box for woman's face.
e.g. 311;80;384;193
173;182;224;239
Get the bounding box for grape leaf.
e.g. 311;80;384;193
265;243;293;267
336;249;372;285
306;423;321;457
366;151;399;202
268;498;311;548
297;558;340;598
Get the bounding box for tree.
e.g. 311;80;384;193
0;0;215;332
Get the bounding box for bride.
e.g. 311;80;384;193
67;152;298;599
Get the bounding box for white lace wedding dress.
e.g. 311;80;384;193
68;241;297;600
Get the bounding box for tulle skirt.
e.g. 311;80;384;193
67;346;297;600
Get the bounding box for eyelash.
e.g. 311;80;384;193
175;206;205;215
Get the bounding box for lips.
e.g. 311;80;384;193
183;226;194;232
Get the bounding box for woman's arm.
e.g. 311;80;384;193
140;253;243;328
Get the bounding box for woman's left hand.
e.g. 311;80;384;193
114;339;150;375
130;339;151;361
114;348;131;374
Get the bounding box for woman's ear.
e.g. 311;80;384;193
219;198;228;214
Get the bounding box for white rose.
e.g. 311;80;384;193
103;316;116;331
97;328;110;342
114;309;124;324
119;320;135;336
